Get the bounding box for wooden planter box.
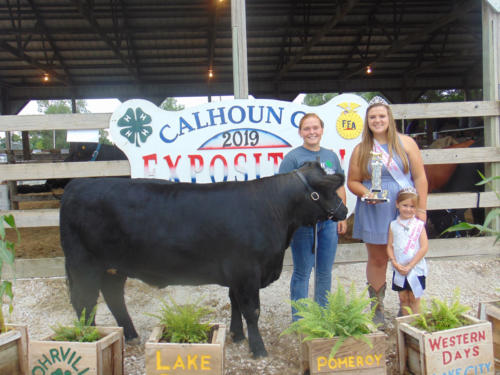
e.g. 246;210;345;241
145;323;226;375
29;326;124;375
396;314;494;375
300;331;387;375
0;324;29;375
478;301;500;371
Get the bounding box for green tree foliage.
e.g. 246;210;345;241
418;89;466;103
31;100;90;150
160;97;185;111
303;93;338;106
303;92;381;106
0;133;21;149
37;99;89;114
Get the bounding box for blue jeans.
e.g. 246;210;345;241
290;220;338;321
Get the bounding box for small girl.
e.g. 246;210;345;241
387;187;429;315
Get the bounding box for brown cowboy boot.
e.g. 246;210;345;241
368;283;386;327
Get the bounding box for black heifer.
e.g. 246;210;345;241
64;142;127;162
17;142;127;194
60;162;347;358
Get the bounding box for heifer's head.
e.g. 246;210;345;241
294;161;348;224
65;142;97;162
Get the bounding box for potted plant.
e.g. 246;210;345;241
281;281;387;375
396;289;495;374
0;214;28;375
29;307;124;375
443;173;499;371
145;296;226;375
478;298;500;372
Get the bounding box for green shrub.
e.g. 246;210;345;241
0;214;20;333
442;172;500;243
281;281;377;357
408;289;471;332
51;307;101;342
148;296;213;344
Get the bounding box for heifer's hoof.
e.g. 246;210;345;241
230;331;246;343
126;337;141;346
251;348;268;358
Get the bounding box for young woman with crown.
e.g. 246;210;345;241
347;97;428;327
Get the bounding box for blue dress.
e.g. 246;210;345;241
352;144;414;244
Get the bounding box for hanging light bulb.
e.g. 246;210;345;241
365;65;372;75
208;69;214;79
43;73;50;82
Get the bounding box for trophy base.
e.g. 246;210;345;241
361;197;390;203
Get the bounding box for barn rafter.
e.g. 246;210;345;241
0;0;484;113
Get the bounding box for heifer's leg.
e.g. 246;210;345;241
228;287;245;342
233;283;267;358
100;272;139;344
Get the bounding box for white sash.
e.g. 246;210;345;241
394;218;425;297
373;139;412;189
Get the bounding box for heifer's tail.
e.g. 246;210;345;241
61;232;102;321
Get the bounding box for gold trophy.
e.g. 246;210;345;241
361;151;389;202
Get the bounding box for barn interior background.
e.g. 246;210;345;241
0;0;498;277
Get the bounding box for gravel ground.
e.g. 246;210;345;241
12;258;500;375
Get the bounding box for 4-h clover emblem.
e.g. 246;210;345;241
117;107;153;147
51;369;72;375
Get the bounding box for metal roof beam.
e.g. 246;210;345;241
69;0;140;82
207;1;219;77
4;75;481;101
26;0;73;85
0;41;69;85
344;0;478;79
274;0;359;82
115;0;140;78
337;0;380;78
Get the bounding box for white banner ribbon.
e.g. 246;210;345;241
394;218;425;297
373;139;413;189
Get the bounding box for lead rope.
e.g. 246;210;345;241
313;156;321;300
90;143;102;161
313;221;319;304
313;156;320;302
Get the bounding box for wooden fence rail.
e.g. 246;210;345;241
0;100;499;262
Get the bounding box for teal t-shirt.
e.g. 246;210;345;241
279;146;344;176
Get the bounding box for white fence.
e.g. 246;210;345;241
0;100;499;266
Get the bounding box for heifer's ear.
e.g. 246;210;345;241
327;173;345;190
300;161;323;173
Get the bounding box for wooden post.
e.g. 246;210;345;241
21;132;30;161
482;0;500;231
231;0;248;99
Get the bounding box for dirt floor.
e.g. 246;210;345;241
8;195;62;258
13;260;500;375
7;196;500;375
